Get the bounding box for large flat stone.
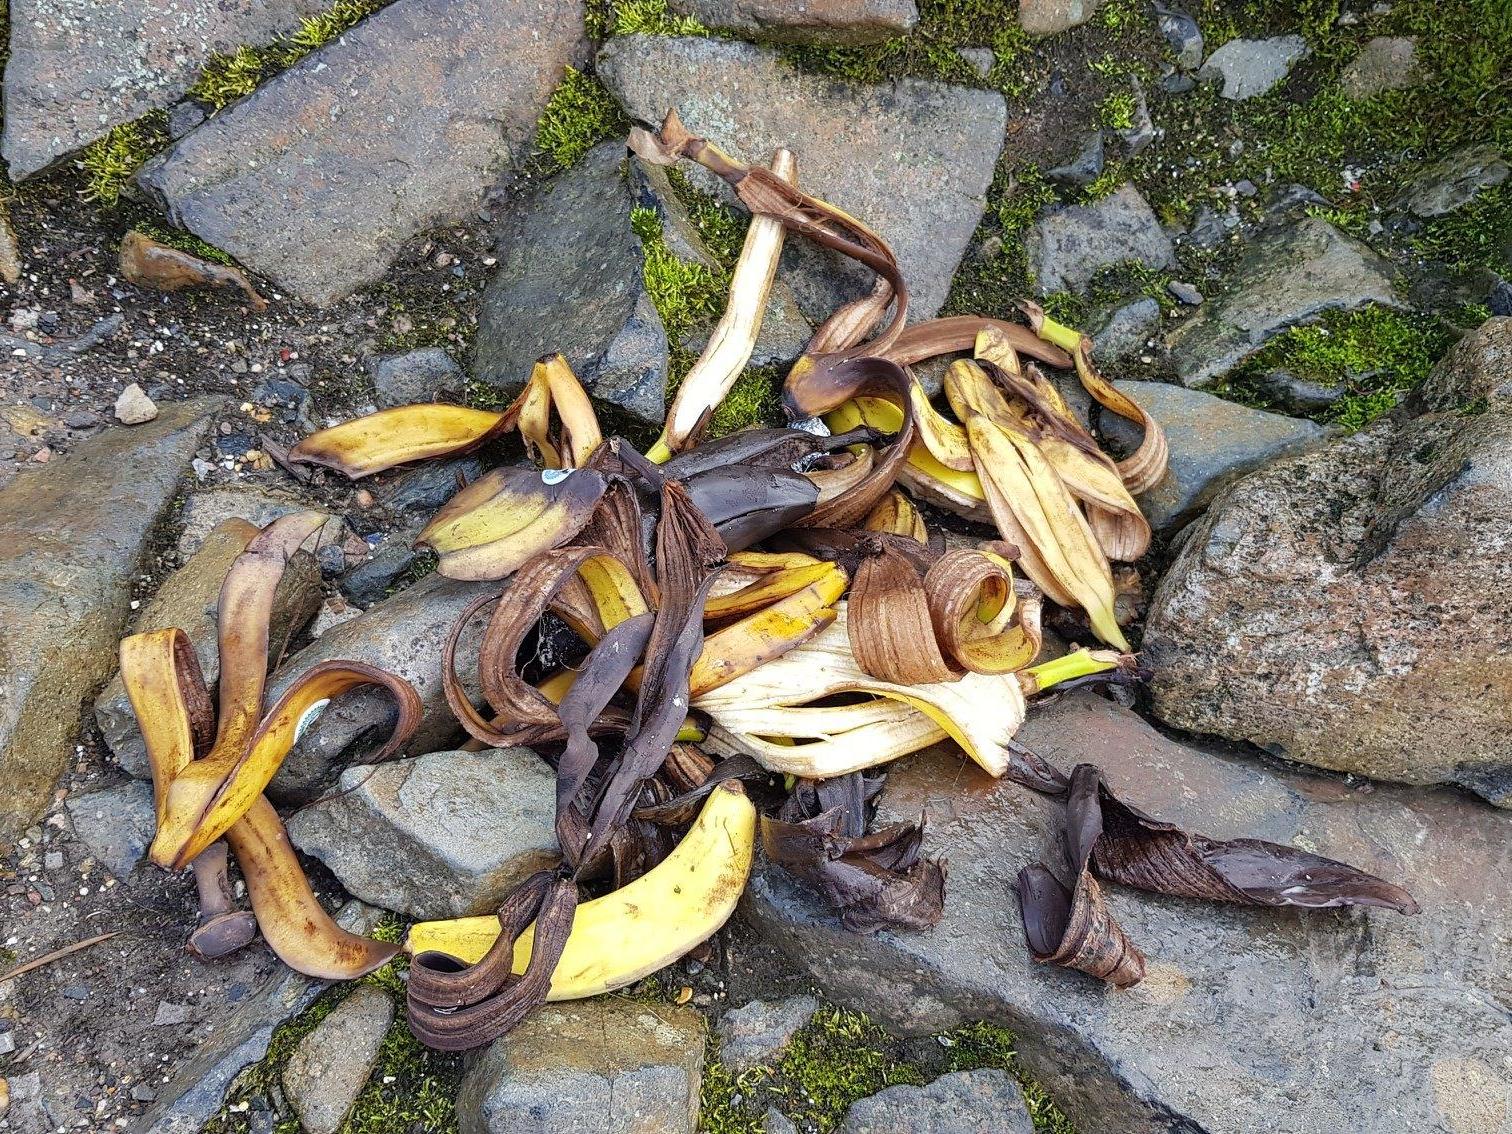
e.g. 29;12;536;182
282;985;394;1134
667;0;918;44
138;0;587;307
597;35;1006;325
458;999;706;1134
742;693;1512;1134
96;517;321;780
287;747;559;919
1145;319;1512;805
1165;217;1399;387
0;399;220;844
0;0;327;181
1100;381;1329;531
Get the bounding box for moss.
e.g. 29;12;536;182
632;204;727;348
1221;305;1455;430
132;221;238;266
1411;184;1512;274
188;0;386;111
534;67;630;171
78;113;171;206
665;168;750;270
942;165;1056;318
1098;89;1137;131
590;0;707;38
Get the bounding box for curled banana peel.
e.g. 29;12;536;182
406;781;754;985
288;353;601;479
121;516;419;978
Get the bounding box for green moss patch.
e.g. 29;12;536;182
534;67;631;171
78;113;171;205
588;0;707;39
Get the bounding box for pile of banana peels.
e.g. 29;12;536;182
120;113;1417;1054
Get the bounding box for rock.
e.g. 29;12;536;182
0;201;21;283
765;1109;799;1134
1165;280;1202;305
1099;381;1329;531
0;0;327;181
256;573;494;801
1256;368;1344;413
1392;143;1509;219
716;995;817;1075
371;348;463;409
173;485;345;558
153;1002;193;1027
1018;0;1101;36
1113;78;1155;155
339;539;424;606
1027;183;1176;295
1045;131;1105;188
137;0;587;307
1181;204;1225;249
597;35;1006;325
63;781;156;880
0;399;219;841
1199;35;1308;100
838;1070;1033;1134
166;102;207;140
137;902;386;1134
97;518;321;780
114;383;158;425
1154;3;1203;70
287;748;558;919
282;986;394;1134
1146;319;1512;804
1165;217;1398;387
474;140;668;424
1090;297;1160;360
374;456;487;518
742;693;1512;1134
1340;36;1418;99
1491;276;1512;318
667;0;917;44
957;47;996;79
457;1000;705;1134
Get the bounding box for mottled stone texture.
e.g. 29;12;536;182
1146;319;1512;805
744;693;1511;1134
1027;182;1176;295
138;0;587;306
0;400;219;843
598;35;1005;325
1;0;328;180
667;0;918;44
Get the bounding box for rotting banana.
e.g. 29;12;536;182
406;780;755;993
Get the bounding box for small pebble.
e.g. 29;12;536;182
44;851;64;871
61;983;89;1001
1167;281;1204;305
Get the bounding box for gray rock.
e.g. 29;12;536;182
371;348;463;409
1154;4;1203;70
742;693;1511;1134
1027;183;1177;295
138;902;386;1134
667;0;917;44
475;140;668;424
63;780;157;880
598;35;1006;325
1113;78;1155;155
256;573;494;802
173;484;345;558
1393;143;1509;219
97;517;321;780
1200;35;1308;100
338;538;424;606
282;986;394;1134
1147;318;1512;805
838;1071;1033;1134
153;1002;193;1027
957;47;996;79
765;1109;799;1134
1341;36;1418;99
0;399;220;841
1100;381;1329;531
1;0;326;180
1181;204;1225;249
1165;279;1202;305
1166;217;1398;387
166;102;208;140
375;456;487;518
1257;368;1344;413
457;1000;705;1134
717;995;817;1075
1045;131;1105;188
138;0;587;307
1090;297;1160;360
287;748;558;919
1018;0;1101;36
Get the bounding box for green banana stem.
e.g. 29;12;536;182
1020;648;1122;695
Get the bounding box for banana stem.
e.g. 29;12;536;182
646;438;674;464
1020;648;1120;695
